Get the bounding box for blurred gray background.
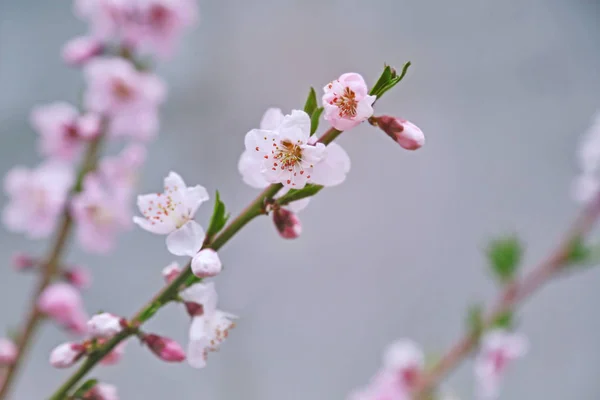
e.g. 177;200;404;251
1;0;600;399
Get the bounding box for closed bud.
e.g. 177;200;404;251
191;249;222;278
87;313;124;338
272;208;302;239
0;338;17;365
162;262;182;284
374;116;425;151
11;252;36;271
142;333;186;362
49;342;85;368
64;266;92;289
83;383;119;400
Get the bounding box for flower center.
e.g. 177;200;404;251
142;187;189;228
274;139;303;171
112;78;134;101
62;122;79;140
331;86;358;118
148;4;170;28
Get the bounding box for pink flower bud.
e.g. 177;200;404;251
0;338;18;365
375;116;425;151
87;313;124;338
191;249;222;278
38;283;89;334
162;262;182;284
272;208;302;239
62;36;103;66
64;266;92;289
49;342;85;368
83;382;119;400
11;252;36;271
142;334;186;362
100;341;126;366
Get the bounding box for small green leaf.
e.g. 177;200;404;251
466;303;484;337
72;379;98;398
369;65;393;96
310;107;324;135
206;191;230;241
566;236;590;265
303;87;318;117
487;235;523;283
492;310;514;329
276;184;323;206
370;62;412;99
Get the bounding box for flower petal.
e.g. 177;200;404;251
259;108;284;130
238;151;269;189
309;143;350;187
165;220;205;257
185;185;209;216
279;110;311;142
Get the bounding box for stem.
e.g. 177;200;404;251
47;127;342;399
0;135;104;400
413;195;600;398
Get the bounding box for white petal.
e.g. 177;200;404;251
164;171;187;192
238;151;269;189
383;339;424;371
244;129;277;155
180;282;218;314
187;317;209;368
191;249;223;278
354;96;376;122
165;220;205;257
287;197;311;213
259;108;284;130
308;143;350;187
185;185;210;216
279;110;311;142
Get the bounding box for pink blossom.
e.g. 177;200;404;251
348;372;410;400
2;162;74;239
272;208;301;239
62;36;103;66
97;143;147;198
11;252;36;271
474;330;528;400
133;171;209;257
323;73;376;131
64;266;92;289
162;261;181;283
75;0;130;40
573;112;600;204
0;338;17;365
191;249;222;278
243;109;351;189
87;313;124;338
49;342;85;368
142;334;186;362
180;282;236;368
84;57;166;140
84;382;119;400
100;341;127;366
71;174;133;254
375;116;425;151
38;283;88;335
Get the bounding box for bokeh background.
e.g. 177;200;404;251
1;0;600;398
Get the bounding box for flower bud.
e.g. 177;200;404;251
83;383;119;400
272;208;302;239
11;252;36;271
162;262;182;284
191;249;222;278
38;283;89;334
49;342;85;368
0;338;17;365
374;116;424;151
87;313;124;338
62;36;103;66
64;266;92;289
142;334;186;362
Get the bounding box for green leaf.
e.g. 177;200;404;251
206;191;230;241
487;235;523;283
72;379;98;398
310;107;324;135
466;303;484;336
370;62;412;98
492;310;514;329
276;184;323;206
369;65;394;96
303;87;318;117
566;236;591;265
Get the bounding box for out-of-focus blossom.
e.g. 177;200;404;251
100;341;127;366
83;382;119;400
62;36;103;66
0;338;17;365
474;329;528;400
142;333;186;362
162;261;181;283
11;252;36;271
191;249;222;278
84;57;166;140
87;313;124;338
49;342;86;368
323;73;376;131
133;171;209;257
180;282;236;368
97;143;146;198
573;112;600;204
71;174;132;254
374;116;425;151
243;109;350;189
2;162;74;239
37;283;88;334
64;266;92;289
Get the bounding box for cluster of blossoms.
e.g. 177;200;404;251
0;0;199;397
348;330;527;400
